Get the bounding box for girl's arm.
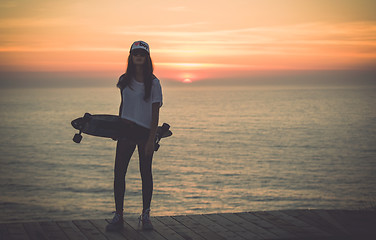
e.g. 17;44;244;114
119;89;123;116
119;102;123;117
145;102;160;157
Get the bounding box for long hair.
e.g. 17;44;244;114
117;53;154;101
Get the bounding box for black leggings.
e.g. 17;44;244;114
113;124;153;213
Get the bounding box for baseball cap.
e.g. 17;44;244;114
130;41;150;54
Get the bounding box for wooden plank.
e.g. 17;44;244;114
39;221;69;240
23;222;48;240
314;210;350;235
274;210;332;237
204;213;260;240
235;212;294;239
73;220;107;240
125;217;167;240
350;210;376;238
350;210;376;237
5;223;31;240
150;217;186;240
252;211;304;238
56;221;89;240
105;218;148;240
220;213;279;240
156;216;206;240
172;215;226;240
328;210;376;238
0;223;11;240
283;210;343;237
327;210;354;234
187;214;244;240
90;219;128;240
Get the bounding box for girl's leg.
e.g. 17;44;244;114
137;144;154;211
114;139;136;214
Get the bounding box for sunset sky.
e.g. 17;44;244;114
1;0;375;84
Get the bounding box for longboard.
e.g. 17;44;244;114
71;113;172;151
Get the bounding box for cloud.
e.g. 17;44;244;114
156;62;252;69
116;21;376;58
0;17;70;28
165;6;187;12
0;1;17;8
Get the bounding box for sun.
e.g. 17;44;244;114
182;78;192;83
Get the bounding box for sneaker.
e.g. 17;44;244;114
106;212;124;231
139;208;153;230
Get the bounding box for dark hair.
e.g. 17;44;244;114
117;52;154;100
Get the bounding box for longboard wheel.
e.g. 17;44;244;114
161;123;170;131
83;112;91;119
73;133;82;143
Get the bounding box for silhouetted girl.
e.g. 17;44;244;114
106;41;162;231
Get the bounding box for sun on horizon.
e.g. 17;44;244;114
182;78;192;83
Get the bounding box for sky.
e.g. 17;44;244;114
0;0;376;85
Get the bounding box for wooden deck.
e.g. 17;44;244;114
1;210;375;240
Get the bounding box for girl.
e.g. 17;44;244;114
106;41;162;231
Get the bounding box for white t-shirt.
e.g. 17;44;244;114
121;77;163;129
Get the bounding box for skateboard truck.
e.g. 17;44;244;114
72;113;91;143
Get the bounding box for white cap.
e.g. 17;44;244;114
130;41;150;54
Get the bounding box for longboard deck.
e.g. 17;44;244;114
71;113;172;151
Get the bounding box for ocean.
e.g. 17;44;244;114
0;83;375;223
